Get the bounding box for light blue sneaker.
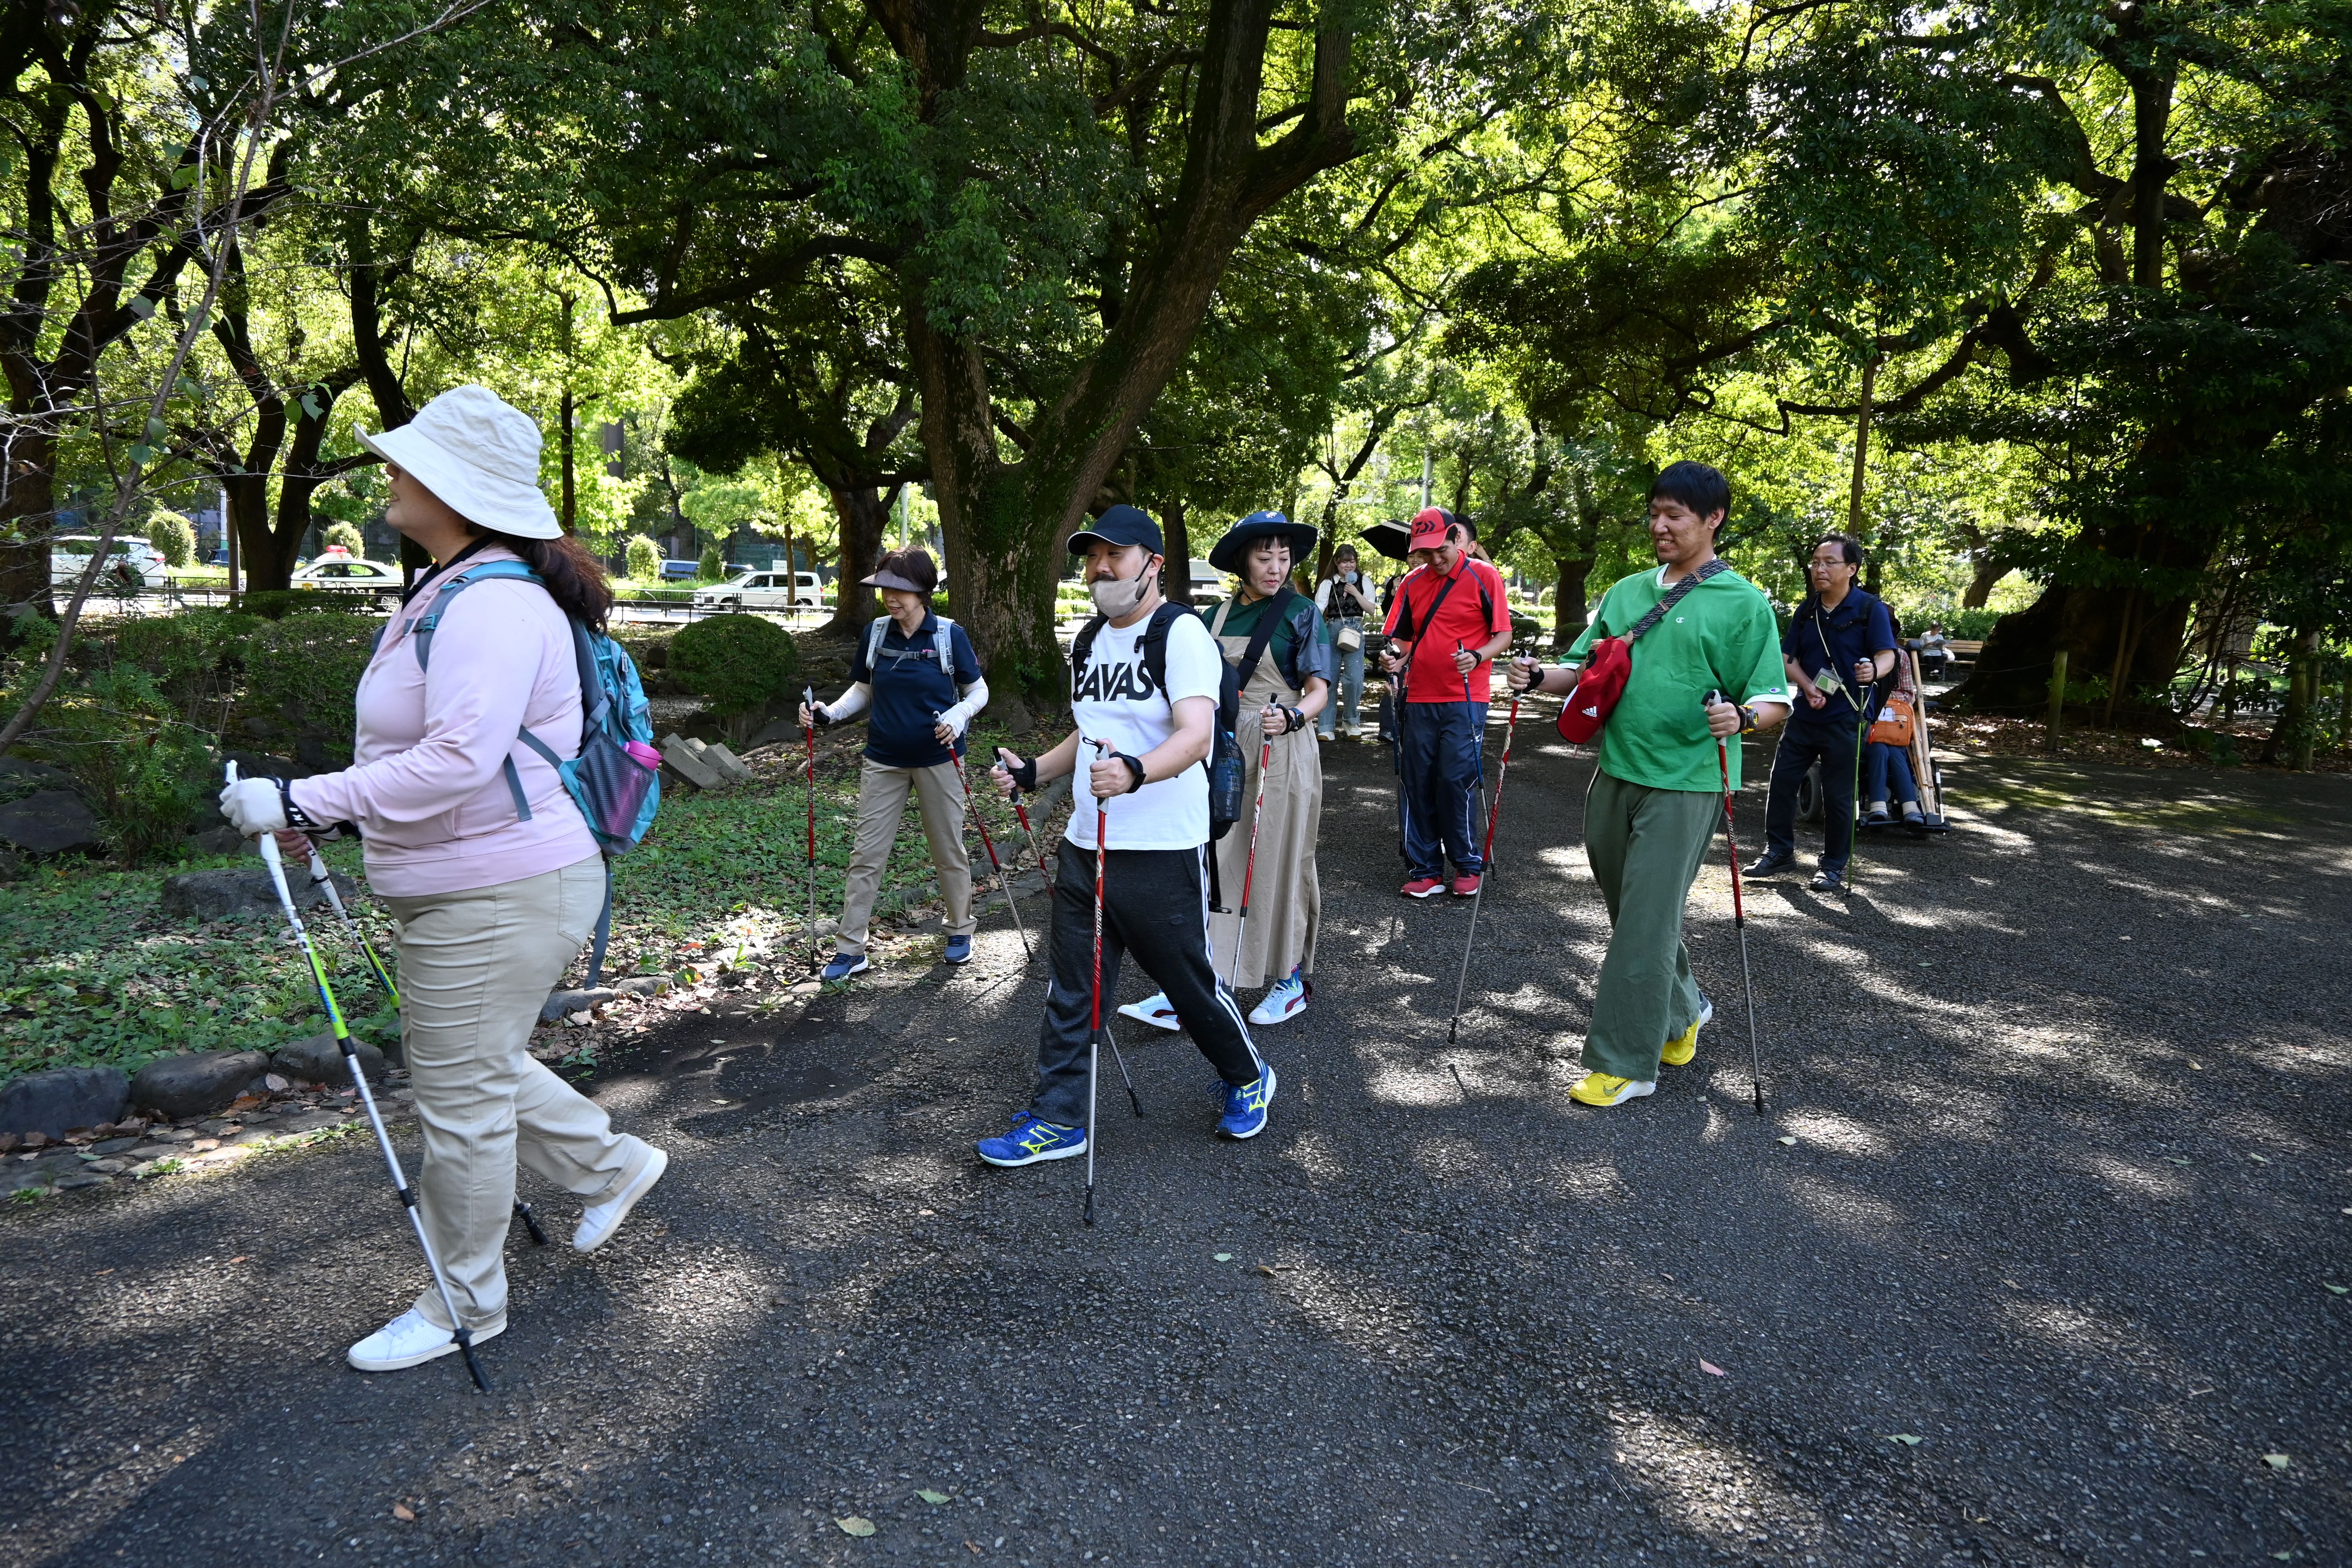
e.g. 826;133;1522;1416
943;934;973;965
975;1112;1088;1168
821;952;869;983
1215;1064;1277;1140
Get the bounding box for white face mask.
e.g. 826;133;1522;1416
1089;560;1155;618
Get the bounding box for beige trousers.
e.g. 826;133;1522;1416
383;855;652;1328
835;757;976;954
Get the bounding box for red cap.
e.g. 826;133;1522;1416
1407;507;1456;549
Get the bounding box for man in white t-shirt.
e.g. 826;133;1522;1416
983;505;1271;1168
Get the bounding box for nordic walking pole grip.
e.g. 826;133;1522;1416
1703;691;1767;1116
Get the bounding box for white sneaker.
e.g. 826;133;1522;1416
574;1146;670;1253
1116;992;1183;1032
1247;974;1311;1026
347;1307;506;1372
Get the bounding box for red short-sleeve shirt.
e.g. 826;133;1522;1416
1381;555;1512;703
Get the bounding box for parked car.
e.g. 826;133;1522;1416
50;535;170;590
289;556;402;590
693;568;826;610
659;558;703;581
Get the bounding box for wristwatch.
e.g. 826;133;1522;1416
1737;704;1759;735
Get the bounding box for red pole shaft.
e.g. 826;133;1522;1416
1091;749;1108;1037
1477;691;1521;866
1236;734;1273;919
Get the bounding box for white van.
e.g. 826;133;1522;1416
693;568;826;610
49;536;171;590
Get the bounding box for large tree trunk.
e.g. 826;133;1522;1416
824;484;891;635
1163;497;1194;607
1551;551;1596;651
1960;581;2194;713
0;434;57;621
1961;553;2004;609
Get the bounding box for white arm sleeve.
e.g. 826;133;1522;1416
821;682;873;723
936;675;990;736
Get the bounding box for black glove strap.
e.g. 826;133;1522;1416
276;777;323;831
1115;752;1146;794
811;704;835;729
1007;754;1038;792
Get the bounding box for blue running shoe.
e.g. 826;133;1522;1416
975;1112;1088;1168
821;952;869;983
1215;1064;1277;1140
943;934;973;965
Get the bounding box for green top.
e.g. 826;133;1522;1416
1565;564;1792;792
1200;591;1335;692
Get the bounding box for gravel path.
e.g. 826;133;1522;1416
4;717;2347;1567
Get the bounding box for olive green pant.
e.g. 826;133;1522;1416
1581;769;1718;1083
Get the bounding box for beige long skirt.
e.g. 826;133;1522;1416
1207;648;1324;989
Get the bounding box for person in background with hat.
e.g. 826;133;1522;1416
1314;543;1377;740
1122;511;1331;1030
1378;506;1514;898
216;384;669;1373
981;505;1273;1168
1503;461;1790;1107
797;547;989;980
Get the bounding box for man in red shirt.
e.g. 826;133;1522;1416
1378;507;1514;896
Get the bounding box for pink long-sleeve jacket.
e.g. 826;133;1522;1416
289;546;599;897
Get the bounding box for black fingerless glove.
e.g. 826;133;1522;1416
811;704;836;729
1115;752;1146;794
1005;754;1038;792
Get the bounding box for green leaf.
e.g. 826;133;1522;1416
837;1516;875;1536
915;1489;949;1505
299;392;324;421
1777;1136;1797;1146
2325;1284;2348;1296
128;296;154;320
186;75;208;93
170;166;196;190
1213;1252;1233;1262
145;415;168;444
1885;1434;1923;1446
127;444;154;466
2263;1453;2290;1470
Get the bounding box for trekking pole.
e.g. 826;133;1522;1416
802;686;820;975
1223;730;1276;986
1445;651;1525;1045
1703;693;1767;1115
227;764;491;1390
295;828;547;1246
939;719;1030;963
1082;737;1111;1225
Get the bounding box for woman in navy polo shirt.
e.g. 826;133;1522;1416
798;549;988;979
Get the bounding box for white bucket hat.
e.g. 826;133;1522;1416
357;384;560;540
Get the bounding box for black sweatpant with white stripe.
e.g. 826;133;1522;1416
1031;840;1261;1129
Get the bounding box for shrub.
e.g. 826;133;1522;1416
625;535;660;582
668;613;798;744
241;612;380;767
110;609;262;715
323;520;365;556
146;510;196;569
696;542;725;582
21;665;213;861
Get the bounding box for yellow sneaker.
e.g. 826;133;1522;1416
1569;1071;1656;1107
1660;998;1715;1067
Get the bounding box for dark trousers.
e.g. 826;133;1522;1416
1864;741;1918;806
1764;710;1860;872
1395;698;1486;877
1032;841;1260;1129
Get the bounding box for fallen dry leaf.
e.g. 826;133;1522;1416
1700;1360;1726;1377
2263;1453;2290;1470
393;1503;416;1522
838;1516;876;1537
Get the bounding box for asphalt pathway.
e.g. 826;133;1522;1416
4;713;2349;1567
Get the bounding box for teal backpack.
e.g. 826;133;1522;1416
390;559;662;983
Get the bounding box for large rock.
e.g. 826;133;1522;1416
0;790;103;856
158;867;359;923
129;1051;272;1120
181;822;247;858
0;1066;130;1139
659;733;725;791
0;755;76;789
540;986;620;1022
271;1033;387;1086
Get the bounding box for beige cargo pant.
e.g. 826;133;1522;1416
834;757;976;955
381;855;655;1329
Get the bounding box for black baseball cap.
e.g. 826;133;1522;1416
1067;503;1163;555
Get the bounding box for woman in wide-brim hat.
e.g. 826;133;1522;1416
1119;510;1332;1030
797;547;990;981
215;384;668;1375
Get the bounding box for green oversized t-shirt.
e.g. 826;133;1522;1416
1564;564;1793;792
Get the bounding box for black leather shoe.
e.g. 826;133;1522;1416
1743;850;1796;878
1810;868;1848;894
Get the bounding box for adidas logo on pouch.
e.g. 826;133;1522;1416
1582;705;1600;717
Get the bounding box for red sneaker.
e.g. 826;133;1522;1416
1400;876;1444;898
1450;873;1482;897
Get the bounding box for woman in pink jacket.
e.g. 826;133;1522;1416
218;385;668;1375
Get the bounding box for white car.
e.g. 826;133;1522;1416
693;568;825;610
290;556;402;590
50;535;171;590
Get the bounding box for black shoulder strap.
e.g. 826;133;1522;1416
1233;585;1296;692
1139;601;1193;701
1396;569;1465;671
1070;613;1109;685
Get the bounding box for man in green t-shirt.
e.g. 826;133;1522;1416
1506;462;1792;1107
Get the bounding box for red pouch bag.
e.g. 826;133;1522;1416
1556;560;1729;744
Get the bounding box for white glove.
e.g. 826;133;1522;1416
218;777;289;837
934;700;977;738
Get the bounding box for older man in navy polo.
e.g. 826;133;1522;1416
1748;532;1897;894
